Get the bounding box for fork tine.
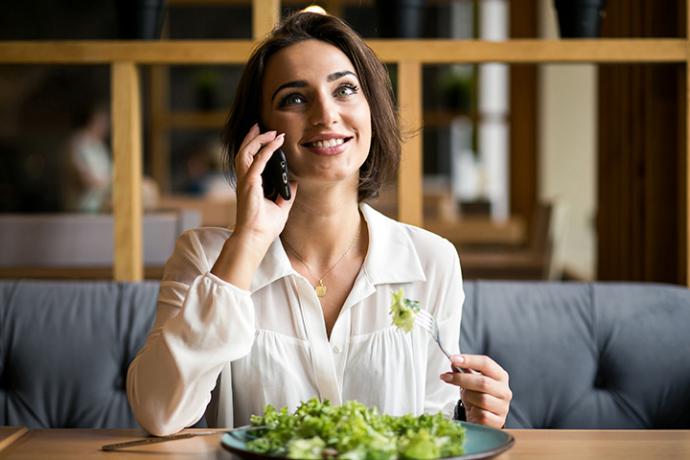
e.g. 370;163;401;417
414;312;434;331
415;313;432;326
414;309;469;374
416;310;436;331
417;310;439;335
416;308;433;320
414;320;432;334
416;309;434;326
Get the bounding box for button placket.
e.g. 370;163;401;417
296;276;342;405
328;310;348;394
332;270;377;390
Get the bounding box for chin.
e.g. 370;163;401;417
293;171;359;189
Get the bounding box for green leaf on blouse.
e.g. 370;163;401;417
390;288;421;333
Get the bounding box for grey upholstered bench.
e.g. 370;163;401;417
461;282;690;428
1;280;689;429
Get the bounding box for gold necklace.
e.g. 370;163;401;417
282;226;361;298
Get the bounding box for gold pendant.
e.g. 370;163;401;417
315;280;327;297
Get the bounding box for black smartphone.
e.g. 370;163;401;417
261;147;291;201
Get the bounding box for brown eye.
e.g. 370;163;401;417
279;93;306;107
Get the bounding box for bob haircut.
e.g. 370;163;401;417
222;11;401;202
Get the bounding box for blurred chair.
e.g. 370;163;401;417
0;209;200;279
367;185;550;279
458;203;554;280
158;194;235;228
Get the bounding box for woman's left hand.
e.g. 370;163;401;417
441;354;512;429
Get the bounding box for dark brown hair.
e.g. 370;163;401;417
222;11;401;201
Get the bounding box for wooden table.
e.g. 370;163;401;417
0;428;689;459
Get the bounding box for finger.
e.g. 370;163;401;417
245;130;279;156
237;129;277;166
451;354;509;382
440;371;512;401
465;405;505;429
246;133;286;178
448;362;474;375
275;181;298;207
461;389;508;417
235;123;261;175
236;130;278;179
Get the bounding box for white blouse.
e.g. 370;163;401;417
127;203;465;436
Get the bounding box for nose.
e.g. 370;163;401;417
308;92;338;127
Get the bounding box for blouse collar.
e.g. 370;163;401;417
249;203;427;294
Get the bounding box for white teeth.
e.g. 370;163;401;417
311;138;345;148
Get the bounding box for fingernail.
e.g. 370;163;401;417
452;355;464;365
267;130;277;136
277;133;285;139
440;374;452;381
252;122;259;130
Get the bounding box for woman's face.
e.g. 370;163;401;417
260;39;372;190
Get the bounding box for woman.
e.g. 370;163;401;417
127;11;512;437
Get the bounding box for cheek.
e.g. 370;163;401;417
361;114;373;153
264;113;293;133
353;103;372;141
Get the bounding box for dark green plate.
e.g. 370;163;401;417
221;421;514;459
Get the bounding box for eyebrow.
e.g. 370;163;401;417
270;70;358;102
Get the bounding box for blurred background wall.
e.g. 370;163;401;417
0;0;685;283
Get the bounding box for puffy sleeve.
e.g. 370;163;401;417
127;229;256;436
423;239;464;418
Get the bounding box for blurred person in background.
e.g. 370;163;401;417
62;101;160;212
63;102;112;213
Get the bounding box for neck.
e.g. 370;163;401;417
281;185;363;271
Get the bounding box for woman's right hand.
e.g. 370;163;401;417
233;123;297;251
211;124;297;289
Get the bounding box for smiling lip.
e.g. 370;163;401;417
302;136;353;156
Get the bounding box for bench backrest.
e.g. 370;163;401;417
2;280;689;428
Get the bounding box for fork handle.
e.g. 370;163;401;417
436;339;470;374
451;364;469;374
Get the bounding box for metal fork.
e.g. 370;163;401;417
415;309;468;374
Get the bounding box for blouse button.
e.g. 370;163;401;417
333;345;342;354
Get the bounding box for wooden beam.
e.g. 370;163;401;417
687;0;690;287
369;39;687;63
112;62;143;281
150;65;170;192
0;40;686;64
397;61;423;227
509;0;539;243
0;41;255;64
252;0;280;40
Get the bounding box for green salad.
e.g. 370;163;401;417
389;288;421;333
245;398;465;459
